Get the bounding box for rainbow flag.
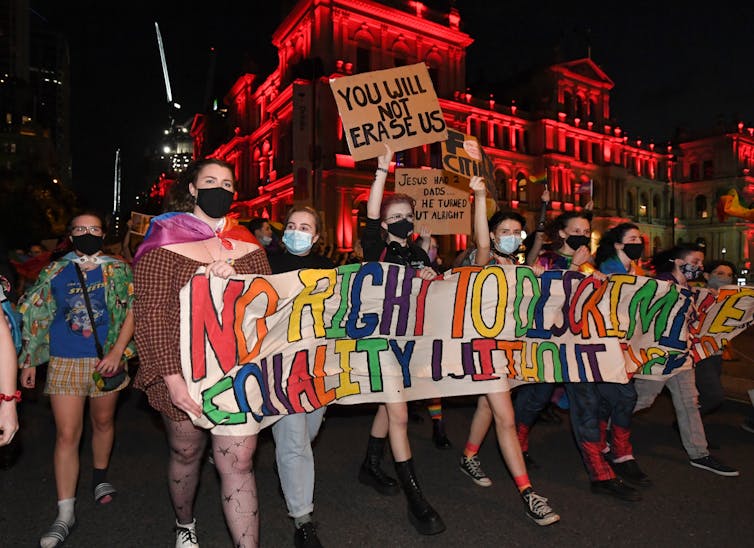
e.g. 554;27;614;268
528;172;548;185
575;180;593;195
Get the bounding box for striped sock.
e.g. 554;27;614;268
427;399;442;421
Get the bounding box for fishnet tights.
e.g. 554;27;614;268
163;418;259;547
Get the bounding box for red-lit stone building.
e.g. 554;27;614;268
190;0;754;275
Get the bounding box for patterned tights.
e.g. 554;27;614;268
163;417;260;547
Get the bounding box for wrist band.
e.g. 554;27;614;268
376;167;388;174
0;390;21;403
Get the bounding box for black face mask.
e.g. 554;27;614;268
386;219;414;239
72;234;103;256
622;243;644;260
196;187;234;219
565;235;590;250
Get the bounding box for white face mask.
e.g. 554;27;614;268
282;229;313;256
259;235;273;246
495;234;522;255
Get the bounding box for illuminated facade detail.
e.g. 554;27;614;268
191;0;754;270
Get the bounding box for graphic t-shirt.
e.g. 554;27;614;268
49;263;110;358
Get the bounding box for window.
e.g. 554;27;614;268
356;46;371;73
689;162;700;181
703;160;714;179
695;195;708;219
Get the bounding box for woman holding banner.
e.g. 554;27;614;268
633;245;738;477
592;223;651;488
268;205;333;548
357;145;445;536
132;158;271;548
537;213;643;501
457;176;560;526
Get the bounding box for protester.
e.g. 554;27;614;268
634;244;738;477
0;275;19;448
268;206;333;548
532;211;643;500
132;158;271;547
19;211;135;547
358;144;445;535
456;176;560;526
695;259;738;416
592;223;650;487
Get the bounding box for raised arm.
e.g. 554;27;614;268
526;188;550;266
470;176;491;266
366;145;393;219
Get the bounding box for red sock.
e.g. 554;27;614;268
514;474;532;493
463;442;480;458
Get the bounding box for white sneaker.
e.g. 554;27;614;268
176;519;199;547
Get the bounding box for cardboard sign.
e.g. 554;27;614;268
329;63;447;161
441;129;497;199
395;168;471;235
130;212;154;236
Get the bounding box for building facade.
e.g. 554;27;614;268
190;0;754;274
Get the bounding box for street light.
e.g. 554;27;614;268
721;247;727;260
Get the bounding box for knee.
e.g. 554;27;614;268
56;426;83;448
169;439;205;466
90;414;115;434
387;404;408;431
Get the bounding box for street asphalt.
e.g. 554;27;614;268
1;368;753;547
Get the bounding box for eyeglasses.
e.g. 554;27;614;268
385;214;414;223
71;226;103;235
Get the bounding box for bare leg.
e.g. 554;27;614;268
369;404;389;437
89;392;119;469
212;434;259;548
50;395;86;500
486;391;526;477
386;402;410;461
466;395;493;447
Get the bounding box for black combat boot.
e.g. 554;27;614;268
358;436;400;495
394;459;446;535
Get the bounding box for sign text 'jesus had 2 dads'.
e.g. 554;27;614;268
330;63;448;161
396;168;471;235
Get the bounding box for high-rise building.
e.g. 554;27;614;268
190;0;754;273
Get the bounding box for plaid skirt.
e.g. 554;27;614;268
46;356;129;398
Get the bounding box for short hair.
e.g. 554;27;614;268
67;210;108;234
704;259;737;276
164;157;236;212
285;205;322;235
651;243;705;274
380;193;415;221
488;210;526;233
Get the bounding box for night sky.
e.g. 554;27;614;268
32;1;754;213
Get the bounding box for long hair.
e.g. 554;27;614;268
545;211;591;250
594;222;638;268
164;158;236;213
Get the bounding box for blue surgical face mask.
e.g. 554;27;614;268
282;229;313;256
707;274;733;289
495;235;522;255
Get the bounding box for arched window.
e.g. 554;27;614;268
652;194;661;219
626;191;635;216
695;195;708;219
515;171;527;202
426;52;442;91
354;29;373;73
393;40;409;67
639;192;648;217
563;91;573;115
494;169;508;202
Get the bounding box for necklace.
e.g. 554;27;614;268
202;235;236;266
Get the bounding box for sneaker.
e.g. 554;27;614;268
294;521;323;548
689;455;739;477
176;519;199;548
521;488;560;526
742;418;754;434
590;478;642;501
610;459;651;487
459;454;492;487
